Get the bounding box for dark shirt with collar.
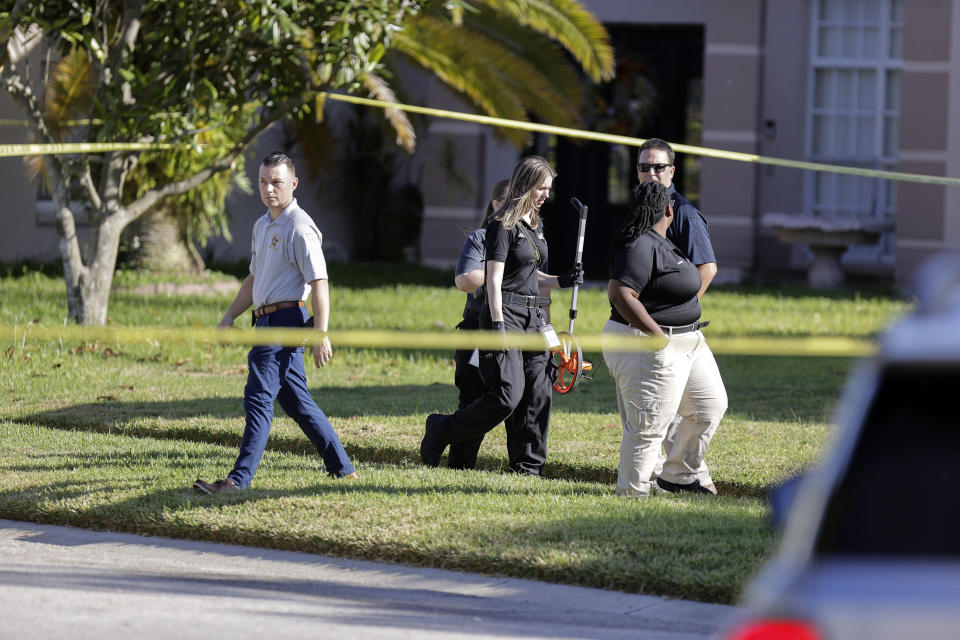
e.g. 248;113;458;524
609;230;702;326
456;228;486;315
668;185;716;267
485;218;548;297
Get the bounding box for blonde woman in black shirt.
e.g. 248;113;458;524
421;156;582;475
602;181;727;497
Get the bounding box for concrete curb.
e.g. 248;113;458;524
1;519;738;639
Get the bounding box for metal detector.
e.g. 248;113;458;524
552;197;593;394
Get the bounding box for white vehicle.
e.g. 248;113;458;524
725;255;960;640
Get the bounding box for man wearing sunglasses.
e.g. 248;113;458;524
636;138;717;298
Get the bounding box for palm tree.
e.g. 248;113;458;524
32;1;614;270
290;0;614;260
392;0;613;145
340;0;613;153
27;47;253;275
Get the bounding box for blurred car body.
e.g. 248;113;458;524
725;255;960;640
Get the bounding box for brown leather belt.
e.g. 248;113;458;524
253;300;304;318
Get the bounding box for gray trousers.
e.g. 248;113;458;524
602;319;727;497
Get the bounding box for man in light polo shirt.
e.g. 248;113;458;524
194;151;356;494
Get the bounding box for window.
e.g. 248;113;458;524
806;0;901;254
816;365;960;556
36;182;91;227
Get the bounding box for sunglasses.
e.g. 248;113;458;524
637;163;673;174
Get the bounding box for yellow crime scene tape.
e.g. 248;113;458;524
0;324;877;358
2;93;957;186
0;142;173;157
0;93;919;358
321;93;960;188
0;118;104;127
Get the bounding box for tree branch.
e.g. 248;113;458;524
116;0;143;105
79;159;103;211
118;1;144;61
98;149;132;220
0;59;63;177
0;0;35;69
121;100;303;224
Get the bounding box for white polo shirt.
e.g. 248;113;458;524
249;198;328;308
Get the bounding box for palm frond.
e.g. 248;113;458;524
473;0;614;82
25;46;94;186
461;8;583;116
361;72;416;152
395;12;591;146
45;46;94;139
395;18;528;143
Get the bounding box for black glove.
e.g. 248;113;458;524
558;263;584;288
545;358;560;383
490;320;508;351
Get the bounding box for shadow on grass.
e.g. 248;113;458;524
11;406;624;487
13;355;830;496
0;470;769;604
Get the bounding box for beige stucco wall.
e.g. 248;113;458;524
6;0;959;288
584;0;705;23
754;0;811;274
896;0;960;285
949;0;960;252
0;90;62;263
699;0;765;277
415;76;519;267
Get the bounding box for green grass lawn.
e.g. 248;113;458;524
1;265;911;603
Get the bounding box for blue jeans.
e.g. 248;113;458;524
228;306;354;488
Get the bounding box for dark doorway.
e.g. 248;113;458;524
538;25;704;280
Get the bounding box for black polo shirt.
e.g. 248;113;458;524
609;230;701;326
485;218;548;297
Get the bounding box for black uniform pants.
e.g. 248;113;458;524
448;310;488;469
437;303;552;475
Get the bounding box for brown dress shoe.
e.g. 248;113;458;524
193;478;238;495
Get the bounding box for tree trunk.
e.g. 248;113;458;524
51;177;89;324
53;178;122;325
74;216;122;325
122;206;204;275
76;266;113;326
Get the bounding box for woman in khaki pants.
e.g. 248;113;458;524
601;181;727;497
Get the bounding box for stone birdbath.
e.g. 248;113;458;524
762;213;893;288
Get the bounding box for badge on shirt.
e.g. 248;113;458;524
269;232;281;249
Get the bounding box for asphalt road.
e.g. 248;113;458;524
0;519;738;639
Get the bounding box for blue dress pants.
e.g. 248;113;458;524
228;307;354;488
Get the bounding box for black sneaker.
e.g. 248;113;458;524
420;414;446;467
656;477;715;495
